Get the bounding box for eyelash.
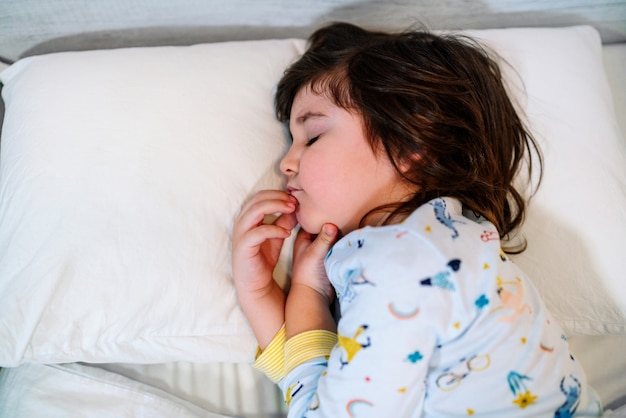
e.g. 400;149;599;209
306;135;320;146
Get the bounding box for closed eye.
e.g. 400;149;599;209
306;135;320;146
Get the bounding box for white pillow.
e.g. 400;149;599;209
0;39;305;366
466;27;626;335
0;26;624;367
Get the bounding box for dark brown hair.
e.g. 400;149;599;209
275;22;542;252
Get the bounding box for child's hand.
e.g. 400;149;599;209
291;223;339;305
232;190;298;297
285;224;339;339
232;190;298;348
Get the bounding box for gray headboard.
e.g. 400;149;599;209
1;0;625;64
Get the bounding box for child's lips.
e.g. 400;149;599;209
287;186;301;195
286;186;301;211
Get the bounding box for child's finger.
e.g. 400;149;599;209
237;224;292;252
310;224;339;257
274;210;298;231
238;189;294;214
234;195;296;235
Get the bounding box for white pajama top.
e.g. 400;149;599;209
254;197;602;418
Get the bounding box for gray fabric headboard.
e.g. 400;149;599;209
1;0;625;64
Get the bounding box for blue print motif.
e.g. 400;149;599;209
430;199;463;239
475;294;489;309
339;269;374;304
420;259;461;291
554;375;581;418
407;351;423;363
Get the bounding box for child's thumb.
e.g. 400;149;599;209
316;223;339;249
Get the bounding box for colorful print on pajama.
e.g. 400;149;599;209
277;197;602;417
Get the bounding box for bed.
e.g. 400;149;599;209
0;1;625;417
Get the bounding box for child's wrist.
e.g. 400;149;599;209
285;284;336;340
235;278;282;301
236;283;286;349
288;281;334;307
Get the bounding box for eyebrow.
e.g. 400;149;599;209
294;111;326;124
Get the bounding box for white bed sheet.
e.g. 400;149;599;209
97;362;287;417
0;363;233;418
569;335;626;412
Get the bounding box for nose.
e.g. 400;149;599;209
280;145;298;176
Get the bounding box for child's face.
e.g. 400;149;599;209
280;86;411;235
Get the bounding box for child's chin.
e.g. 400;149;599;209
298;221;320;235
295;214;322;235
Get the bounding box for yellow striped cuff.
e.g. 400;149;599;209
285;330;338;376
252;324;287;383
